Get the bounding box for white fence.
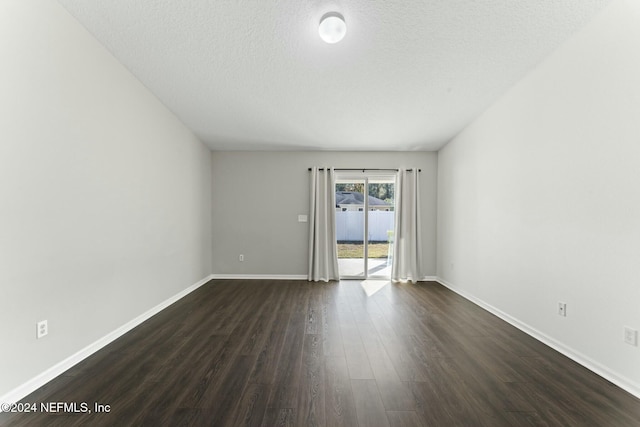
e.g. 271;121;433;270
335;211;394;242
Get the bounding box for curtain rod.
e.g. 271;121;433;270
308;168;421;172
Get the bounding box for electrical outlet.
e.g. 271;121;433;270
239;254;244;262
37;320;48;339
624;326;638;346
558;302;567;317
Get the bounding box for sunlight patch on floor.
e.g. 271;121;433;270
360;280;390;297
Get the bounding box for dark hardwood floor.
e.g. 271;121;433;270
2;279;639;426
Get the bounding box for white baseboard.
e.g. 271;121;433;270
0;274;214;407
211;274;438;282
210;274;308;280
435;277;640;400
209;275;440;282
208;275;441;282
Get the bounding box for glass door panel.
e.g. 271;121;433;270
366;178;395;278
335;179;366;278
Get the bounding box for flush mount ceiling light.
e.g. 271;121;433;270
319;12;346;44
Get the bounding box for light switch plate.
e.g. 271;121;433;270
624;326;638;346
298;214;308;223
558;302;567;317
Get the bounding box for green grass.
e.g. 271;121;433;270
337;243;390;259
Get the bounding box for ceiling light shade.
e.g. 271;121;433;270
319;12;346;44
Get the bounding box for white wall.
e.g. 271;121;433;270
211;151;437;277
437;0;640;395
0;0;212;397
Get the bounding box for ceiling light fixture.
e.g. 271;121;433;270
319;12;346;44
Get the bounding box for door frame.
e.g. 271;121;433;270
335;172;396;280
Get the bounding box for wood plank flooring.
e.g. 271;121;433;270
2;279;639;426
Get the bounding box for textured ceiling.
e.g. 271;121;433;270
56;0;612;151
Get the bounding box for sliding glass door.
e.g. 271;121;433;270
335;174;395;279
